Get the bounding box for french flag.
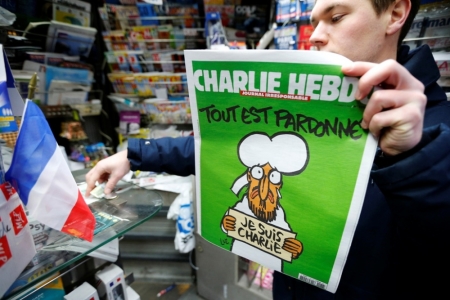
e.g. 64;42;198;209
5;100;95;241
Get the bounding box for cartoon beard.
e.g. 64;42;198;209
248;194;278;223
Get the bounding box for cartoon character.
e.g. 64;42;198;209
222;132;309;272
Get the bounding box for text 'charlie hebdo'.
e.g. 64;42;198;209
193;69;359;102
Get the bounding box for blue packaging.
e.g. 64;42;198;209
0;46;19;133
137;3;160;26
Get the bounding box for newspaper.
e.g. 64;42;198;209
185;50;378;293
46;21;97;57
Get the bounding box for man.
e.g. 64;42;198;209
222;132;308;272
86;0;450;297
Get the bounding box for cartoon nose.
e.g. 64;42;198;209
259;175;269;201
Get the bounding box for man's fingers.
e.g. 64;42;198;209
367;108;405;137
343;60;426;155
342;60;425;99
84;151;130;196
103;174;122;195
367;107;423;155
341;61;376;77
85;169;101;196
85;166;110;196
362;89;426;129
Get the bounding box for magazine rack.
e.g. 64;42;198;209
1;169;163;300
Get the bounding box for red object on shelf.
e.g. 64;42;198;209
298;25;314;50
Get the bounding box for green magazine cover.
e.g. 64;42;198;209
185;50;378;293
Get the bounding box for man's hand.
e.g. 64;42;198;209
85;150;131;196
283;238;303;259
342;60;426;156
222;215;236;231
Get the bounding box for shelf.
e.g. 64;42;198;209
2;169;163;300
403;35;450;42
116;16;205;21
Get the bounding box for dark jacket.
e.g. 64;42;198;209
128;45;450;299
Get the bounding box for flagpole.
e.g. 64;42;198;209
27;72;37;101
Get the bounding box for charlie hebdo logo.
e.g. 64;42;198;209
222;132;309;272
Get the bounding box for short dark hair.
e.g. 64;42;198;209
370;0;421;46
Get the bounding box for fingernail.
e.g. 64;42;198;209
361;120;367;129
355;91;361;100
105;192;117;200
341;64;352;72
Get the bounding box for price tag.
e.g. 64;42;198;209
140;0;163;5
183;28;198;37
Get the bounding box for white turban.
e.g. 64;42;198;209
231;132;309;195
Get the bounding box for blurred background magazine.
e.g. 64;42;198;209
45;21;97;58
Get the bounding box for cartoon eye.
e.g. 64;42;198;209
251;166;263;180
269;171;281;184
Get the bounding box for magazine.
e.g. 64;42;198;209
22;60;47;104
185;50;378;293
52;29;95;57
47;80;90;105
25;52;80;66
105;4;141;31
53;0;91;27
46;21;97;56
274;24;297;50
0;45;20;132
45;65;93;92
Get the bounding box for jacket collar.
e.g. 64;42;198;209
397;45;446;103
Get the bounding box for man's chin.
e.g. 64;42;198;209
317;48;342;55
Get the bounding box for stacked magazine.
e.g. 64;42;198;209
46;20;97;58
53;0;91;27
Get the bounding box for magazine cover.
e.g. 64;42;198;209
185;50;378;293
0;45;20;132
46;21;97;57
53;0;91;27
52;29;95;57
274;24;297;50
